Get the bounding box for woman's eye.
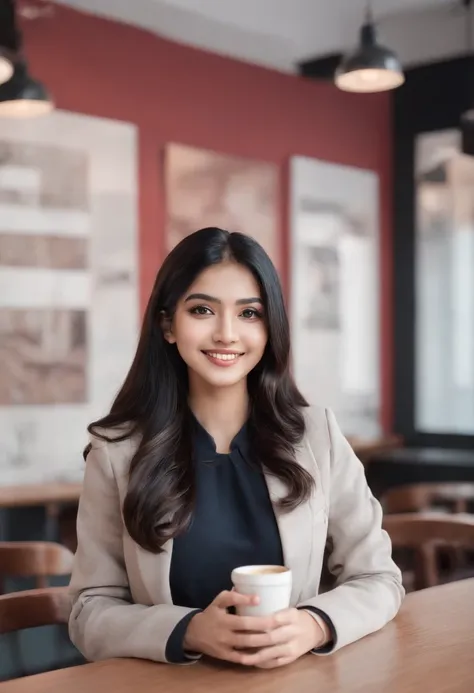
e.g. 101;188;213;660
241;308;261;319
189;305;212;316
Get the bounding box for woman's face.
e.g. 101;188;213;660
165;261;268;390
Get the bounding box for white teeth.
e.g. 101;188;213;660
206;352;240;361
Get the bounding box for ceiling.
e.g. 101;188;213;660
53;0;456;72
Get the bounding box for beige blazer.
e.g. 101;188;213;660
69;406;404;664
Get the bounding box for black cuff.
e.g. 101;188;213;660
165;609;202;663
297;605;337;653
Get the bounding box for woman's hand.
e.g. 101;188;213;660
183;590;280;663
246;608;329;669
183;592;328;667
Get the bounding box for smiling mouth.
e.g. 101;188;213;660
201;351;244;362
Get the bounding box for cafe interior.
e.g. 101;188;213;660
0;0;473;691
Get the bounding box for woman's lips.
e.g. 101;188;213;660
201;350;244;367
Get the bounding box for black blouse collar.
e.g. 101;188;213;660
191;412;249;458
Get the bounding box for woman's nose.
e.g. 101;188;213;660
213;314;237;344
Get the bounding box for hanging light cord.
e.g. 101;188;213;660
463;0;474;115
0;0;21;53
465;0;473;54
365;1;374;26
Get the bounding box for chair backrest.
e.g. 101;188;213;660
0;586;71;634
383;513;474;547
382;483;474;514
0;541;75;589
383;513;474;589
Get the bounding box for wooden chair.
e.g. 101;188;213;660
58;507;79;554
382;483;474;514
382;483;474;579
383;513;474;590
0;541;74;677
0;541;75;591
0;586;71;634
0;586;73;680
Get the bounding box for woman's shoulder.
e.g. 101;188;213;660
85;423;141;476
302;404;331;438
301;405;347;461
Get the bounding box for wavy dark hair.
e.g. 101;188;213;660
87;227;314;553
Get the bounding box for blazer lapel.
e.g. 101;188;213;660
265;467;313;606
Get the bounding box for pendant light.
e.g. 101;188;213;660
0;60;53;117
461;1;474;131
0;49;14;85
335;4;405;93
0;0;15;85
0;0;53;118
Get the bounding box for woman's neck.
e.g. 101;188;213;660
188;380;249;454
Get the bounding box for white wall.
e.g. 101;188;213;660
381;6;474;69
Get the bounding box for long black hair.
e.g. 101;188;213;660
87;227;314;553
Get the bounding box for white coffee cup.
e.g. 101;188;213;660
231;565;292;617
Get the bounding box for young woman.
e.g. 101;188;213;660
69;227;403;669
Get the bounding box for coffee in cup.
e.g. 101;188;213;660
231;565;292;616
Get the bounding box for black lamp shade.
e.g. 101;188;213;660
0;61;53;117
336;22;404;93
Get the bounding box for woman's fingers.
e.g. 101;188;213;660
231;625;294;650
206;597;303;669
224;612;280;633
224;607;297;634
238;643;296;667
254;656;295;669
213;590;259;609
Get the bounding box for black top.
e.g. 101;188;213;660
170;417;284;609
165;416;335;662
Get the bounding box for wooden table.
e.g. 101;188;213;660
0;483;82;509
2;578;472;693
366;448;474;499
0;483;82;542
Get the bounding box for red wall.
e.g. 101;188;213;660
22;6;393;431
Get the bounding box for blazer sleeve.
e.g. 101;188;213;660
297;408;404;653
68;437;201;664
